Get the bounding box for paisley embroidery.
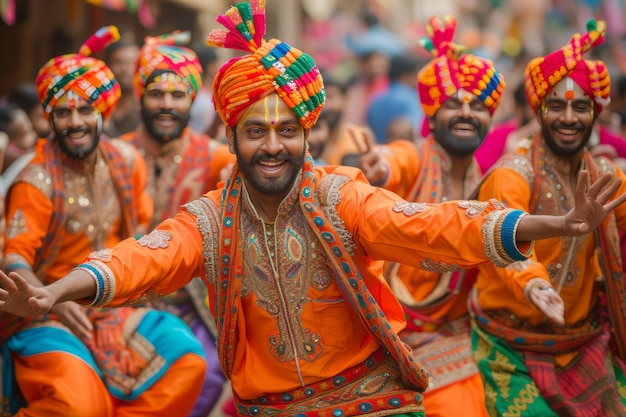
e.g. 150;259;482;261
393;201;428;216
137;229;172;249
89;248;113;262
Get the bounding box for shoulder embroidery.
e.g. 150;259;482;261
317;174;356;257
110;139;137;171
137;229;172;249
88;248;113;262
14;164;53;200
458;199;506;218
393;201;428;216
494;153;535;185
184;197;221;285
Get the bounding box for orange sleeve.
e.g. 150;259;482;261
4;181;53;266
381;140;421;198
84;209;208;307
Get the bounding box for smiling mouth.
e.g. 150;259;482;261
451;122;477;136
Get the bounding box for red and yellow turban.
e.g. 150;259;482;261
133;31;203;100
417;16;505;119
524;19;610;114
206;0;325;129
36;26;121;120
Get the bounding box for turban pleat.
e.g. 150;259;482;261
524;19;610;113
206;0;324;129
417;15;505;119
36;26;121;120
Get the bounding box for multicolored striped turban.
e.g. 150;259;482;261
133;30;203;100
417;15;505;119
35;26;121;120
206;0;325;129
524;19;610;114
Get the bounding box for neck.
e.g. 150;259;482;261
243;180;286;223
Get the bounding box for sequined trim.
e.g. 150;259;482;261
494;154;535;186
79;260;116;307
419;258;462;273
184;197;221;285
482;209;525;268
88;248;113;262
393;201;428;216
137;229;172;249
458;199;505;218
5;209;27;239
15;164;53;200
317;174;356;257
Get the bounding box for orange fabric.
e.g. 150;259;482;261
421;374;489;417
317;124;361;166
13;351;115;417
476;152;626;324
382;136;483;320
3;140;151;284
121;127;235;226
88;165;518;400
13;351;205;417
111;354;206;417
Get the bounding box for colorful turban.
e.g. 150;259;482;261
524;19;610;114
133;31;203;100
206;0;325;129
417;16;505;119
36;26;121;120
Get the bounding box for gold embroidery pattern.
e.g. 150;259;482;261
240;196;327;362
419;258;461;273
393;201;428;216
137;230;172;249
85;260;117;307
502;383;540;417
6;209;27;239
496;154;535;185
16;164;53;200
458;198;506;218
317;174;356;257
184;198;221;285
482;209;515;268
89;248;113;262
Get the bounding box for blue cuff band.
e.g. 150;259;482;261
76;263;104;306
501;209;528;262
5;262;31;272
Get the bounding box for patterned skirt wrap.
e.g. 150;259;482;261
233;347;425;417
470;321;626;417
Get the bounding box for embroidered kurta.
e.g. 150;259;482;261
121;126;235;226
80;164;531;406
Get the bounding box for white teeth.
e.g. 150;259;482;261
453;123;474;131
260;161;282;167
557;128;577;135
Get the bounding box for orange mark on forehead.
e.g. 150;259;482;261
146;72;189;93
457;89;472;103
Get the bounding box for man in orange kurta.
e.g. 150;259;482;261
120;30;235;417
472;20;626;416
0;26;206;417
0;5;624;417
355;16;504;417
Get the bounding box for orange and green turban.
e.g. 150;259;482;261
417;15;505;119
133;30;203;100
206;0;325;129
36;26;121;120
524;19;610;114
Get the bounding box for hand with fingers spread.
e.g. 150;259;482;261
347;124;389;186
516;170;626;241
562;170;626;235
0;270;56;317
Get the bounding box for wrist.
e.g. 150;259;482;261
524;278;554;302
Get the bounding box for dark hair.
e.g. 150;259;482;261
103;40;139;63
7;84;40;113
388;55;422;81
513;81;528;107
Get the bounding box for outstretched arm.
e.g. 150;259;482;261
0;268;95;317
516;170;626;241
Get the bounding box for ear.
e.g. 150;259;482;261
225;125;236;154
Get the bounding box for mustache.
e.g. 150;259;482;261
448;117;480;129
151;110;182;120
61;126;90;136
251;152;293;165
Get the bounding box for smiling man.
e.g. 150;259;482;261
0;26;206;416
355;15;504;417
120;30;235;417
472;20;626;415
